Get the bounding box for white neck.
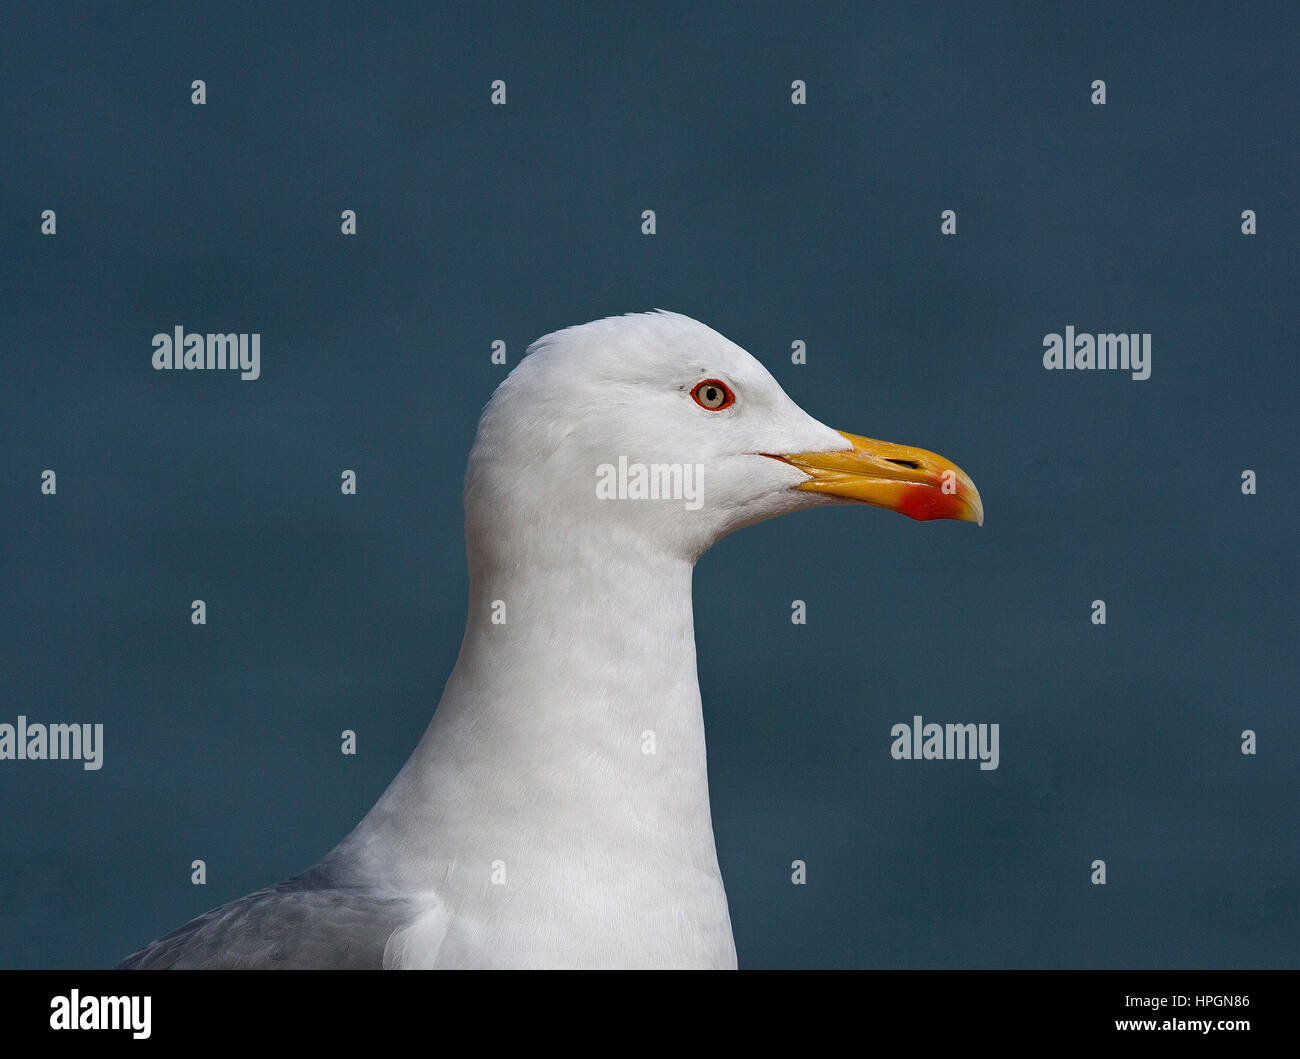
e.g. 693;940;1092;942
334;515;736;968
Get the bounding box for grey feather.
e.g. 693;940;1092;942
116;872;412;969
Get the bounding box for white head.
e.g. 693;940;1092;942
465;310;981;565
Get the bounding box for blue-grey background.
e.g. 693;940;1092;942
2;1;1296;968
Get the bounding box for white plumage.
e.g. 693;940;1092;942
120;310;981;969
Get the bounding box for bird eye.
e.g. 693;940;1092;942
691;378;735;411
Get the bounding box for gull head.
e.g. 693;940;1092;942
466;310;982;563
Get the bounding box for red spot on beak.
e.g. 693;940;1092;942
897;484;967;522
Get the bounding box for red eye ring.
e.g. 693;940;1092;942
691;378;735;411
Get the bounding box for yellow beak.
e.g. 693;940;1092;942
767;430;984;525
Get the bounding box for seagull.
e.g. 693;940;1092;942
118;310;982;969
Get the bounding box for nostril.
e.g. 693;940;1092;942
885;458;920;469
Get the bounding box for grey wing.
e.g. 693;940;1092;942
116;878;413;969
